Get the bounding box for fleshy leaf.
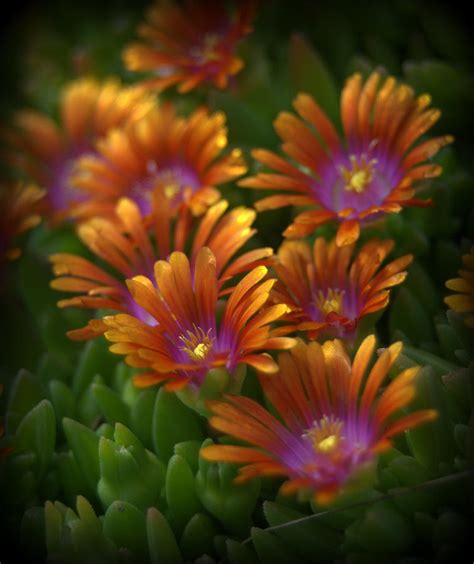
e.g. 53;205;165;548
196;447;260;537
179;513;217;563
288;33;339;124
63;417;100;494
165;454;202;534
147;507;183;564
103;500;148;562
6;369;46;434
263;501;342;561
92;383;130;426
15;399;55;479
152;389;204;462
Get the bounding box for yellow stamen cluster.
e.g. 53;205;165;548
315;288;345;316
340;154;378;193
179;325;214;362
190;33;221;62
304;415;344;454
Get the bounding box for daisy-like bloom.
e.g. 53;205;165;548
123;0;256;93
445;245;474;328
50;196;273;340
0;182;45;261
201;336;437;505
4;77;155;224
272;237;412;339
240;71;453;246
103;247;294;391
71;103;246;219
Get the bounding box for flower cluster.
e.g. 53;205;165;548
2;2;466;561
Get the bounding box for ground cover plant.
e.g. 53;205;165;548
0;1;473;562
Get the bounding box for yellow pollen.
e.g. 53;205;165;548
179;325;214;362
164;183;179;200
192;342;210;360
317;434;338;452
315;288;344;316
303;416;344;455
340;154;377;194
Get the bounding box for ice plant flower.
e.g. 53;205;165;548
201;336;437;505
445;245;474;328
103;247;295;391
240;71;453;246
272;237;412;339
0;182;45;262
4;77;155;224
50;197;273;340
71;103;246;218
123;0;256;93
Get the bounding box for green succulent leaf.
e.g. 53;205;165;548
147;507;183;564
288;32;340;124
6;368;46;433
263;501;342;561
386;456;435;514
226;539;259;564
389;287;434;345
103;500;148;562
48;379;76;427
196;449;260;537
173;440;202;474
129;388;157;451
405;366;457;472
73;337;116;397
165;453;202;534
92;382;130;427
15;399;55;479
98;426;166;511
353;501;415;553
179;513;217;563
152;388;204;462
44;500;67;555
250;527;304;564
58;451;96;505
63;417;101;495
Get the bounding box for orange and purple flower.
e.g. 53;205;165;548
272;237;412;339
240;71;453;246
50;197;273;340
0;182;45;262
201;336;437;505
445;245;474;328
103;247;294;390
4;78;155;224
123;0;256;93
71;103;247;219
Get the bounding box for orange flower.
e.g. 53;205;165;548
202;336;437;505
4;77;155;224
240;71;453;246
272;237;412;339
123;0;256;93
0;182;45;262
50;197;273;340
445;245;474;328
103;248;294;391
70;103;247;220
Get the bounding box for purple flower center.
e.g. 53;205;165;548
314;141;402;218
48;146;92;212
129;161;201;214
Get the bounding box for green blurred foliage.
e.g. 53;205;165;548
0;0;473;562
